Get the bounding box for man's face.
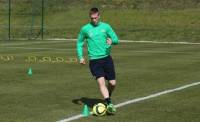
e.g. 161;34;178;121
90;13;100;25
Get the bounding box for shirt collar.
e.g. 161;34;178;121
90;21;101;27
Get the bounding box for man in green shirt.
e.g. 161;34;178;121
76;7;119;114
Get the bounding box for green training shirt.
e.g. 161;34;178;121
76;22;119;60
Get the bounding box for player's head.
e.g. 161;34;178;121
89;7;100;25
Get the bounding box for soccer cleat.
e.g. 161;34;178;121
106;103;116;114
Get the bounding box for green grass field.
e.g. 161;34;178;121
0;39;200;122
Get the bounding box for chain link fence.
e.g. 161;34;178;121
0;0;8;40
0;0;43;40
0;0;199;41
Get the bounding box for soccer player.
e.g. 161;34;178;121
76;7;119;114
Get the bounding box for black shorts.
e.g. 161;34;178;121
89;55;116;80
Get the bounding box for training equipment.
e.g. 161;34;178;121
92;103;107;116
82;104;90;117
28;67;32;76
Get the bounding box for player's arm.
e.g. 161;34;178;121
106;24;119;45
76;28;86;64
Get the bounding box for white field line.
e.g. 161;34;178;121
1;38;200;46
120;40;200;45
46;38;200;45
57;81;200;122
0;40;69;46
3;47;75;51
1;46;187;54
125;50;185;54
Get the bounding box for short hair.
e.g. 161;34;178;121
89;7;100;15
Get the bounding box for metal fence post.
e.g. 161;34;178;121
8;0;11;40
41;0;44;40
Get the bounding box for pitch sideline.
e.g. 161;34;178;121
57;81;200;122
1;38;200;46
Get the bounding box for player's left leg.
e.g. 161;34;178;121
103;56;117;114
108;80;116;97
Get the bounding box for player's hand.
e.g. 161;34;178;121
79;58;86;65
107;38;112;45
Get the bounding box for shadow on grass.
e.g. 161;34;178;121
72;97;104;108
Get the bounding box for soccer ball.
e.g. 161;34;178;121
92;103;107;116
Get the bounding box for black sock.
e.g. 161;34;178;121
109;92;112;97
105;97;111;105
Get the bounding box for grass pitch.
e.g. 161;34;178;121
0;40;200;122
